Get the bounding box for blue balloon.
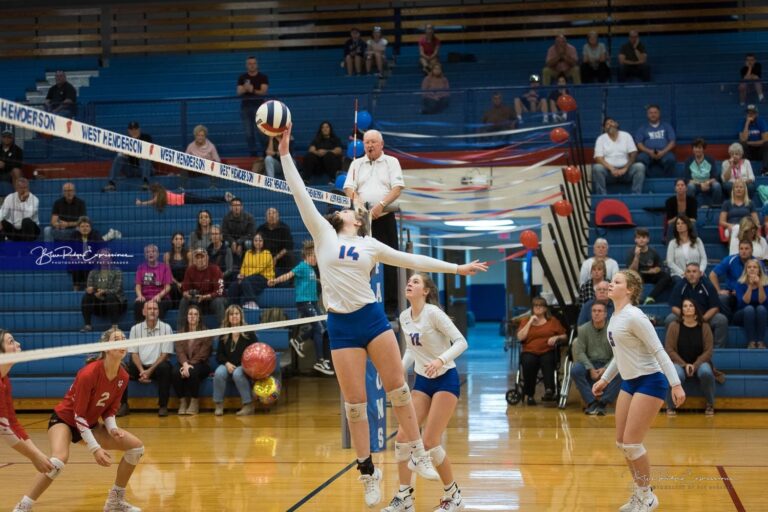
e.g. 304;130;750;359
346;140;364;159
357;110;373;131
334;173;348;190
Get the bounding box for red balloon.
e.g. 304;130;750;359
554;199;573;217
564;165;582;184
242;342;277;380
556;94;578;112
550;127;569;143
520;230;539;250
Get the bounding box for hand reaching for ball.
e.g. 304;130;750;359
278;123;292;157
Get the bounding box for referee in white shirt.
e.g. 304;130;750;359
344;129;405;316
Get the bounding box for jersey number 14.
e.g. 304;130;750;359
338;245;361;261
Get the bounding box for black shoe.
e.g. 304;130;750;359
116;403;129;417
584;401;598;415
595;403;607;416
158;406;168;417
526;396;537;406
542;389;556;402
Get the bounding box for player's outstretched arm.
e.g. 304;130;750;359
375;240;488;275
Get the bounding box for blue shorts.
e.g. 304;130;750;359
327;302;391;350
413;367;461;399
620;372;669;401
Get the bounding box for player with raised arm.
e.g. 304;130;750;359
279;124;487;507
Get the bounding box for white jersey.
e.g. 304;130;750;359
282;155;458;313
400;304;468;378
601;304;680;386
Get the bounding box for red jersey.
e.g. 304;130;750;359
0;375;28;444
54;359;128;434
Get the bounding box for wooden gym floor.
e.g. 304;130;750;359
1;323;765;511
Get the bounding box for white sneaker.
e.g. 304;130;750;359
381;489;414;511
359;467;382;507
289;337;305;358
628;491;658;512
103;228;116;241
408;453;440;481
13;502;33;512
104;488;141;512
435;494;464;511
243;301;259;310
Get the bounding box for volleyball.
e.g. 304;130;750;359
242;342;277;380
255;100;292;136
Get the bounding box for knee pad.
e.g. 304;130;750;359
428;445;446;467
123;446;144;466
344;402;367;423
394;442;411;462
387;383;411;407
46;457;65;480
622;443;646;461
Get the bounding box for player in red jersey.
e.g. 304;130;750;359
0;329;56;473
13;328;145;512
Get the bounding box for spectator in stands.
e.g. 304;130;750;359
173;304;213;416
542;34;580;85
627;227;673;304
730;216;768;258
578;259;606;306
739;53;764;105
571;301;621;415
181;125;220;189
580;30;610;83
547;74;571;122
719;179;760;252
618;31;650;82
222;197;256;267
80;249;126;333
190;209;213;251
577;280;613;326
43;182;86;242
303;121;343;184
420;63;451;115
591;117;645;195
481;92;515;132
664;179;697;240
69;216;102;291
0;130;23;191
738;104;768;174
164;231;190;306
178;247;226;328
237;56;269;157
257;207;294;277
514;74;548;125
516;296;567;405
722;142;756;197
734;258;768;349
134;243;172;322
342;28;365;76
102;121;153;192
121;300;174;417
0;177;40;241
578;238;619;285
666;215;707;282
43;70;76;117
366;26;388;77
418;24;441;74
135;183;232;212
711;240;757;319
213;304;258;416
635;105;677;178
208;225;235;287
344;129;405;317
228;233;274;309
665;262;728;348
263;135;297;179
664;299;717;416
684;138;722;206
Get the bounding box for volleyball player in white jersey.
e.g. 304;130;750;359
279;125;487;507
592;270;685;512
383;273;467;512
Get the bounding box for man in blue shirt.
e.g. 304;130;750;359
738;104;768;173
709;240;758;319
635;104;677;178
665;262;728;347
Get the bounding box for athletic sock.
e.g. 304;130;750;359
20;497;35;507
444;481;458;493
399;485;412;493
356;455;375;476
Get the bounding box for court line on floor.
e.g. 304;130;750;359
716;466;746;512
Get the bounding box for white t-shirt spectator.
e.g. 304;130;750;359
0;192;39;229
129;320;174;366
344;153;405;210
594;130;637;168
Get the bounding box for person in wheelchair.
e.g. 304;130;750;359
571;301;622;415
516;296;567;405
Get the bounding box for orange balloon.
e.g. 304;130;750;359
554;199;573;217
564;166;582;184
520;230;539;250
550;127;569;143
556;94;578;112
